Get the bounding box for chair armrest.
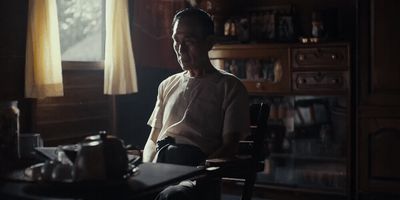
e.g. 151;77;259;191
205;156;252;168
205;155;264;179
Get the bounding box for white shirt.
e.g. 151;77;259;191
147;70;249;155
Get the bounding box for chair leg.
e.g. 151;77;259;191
241;172;257;200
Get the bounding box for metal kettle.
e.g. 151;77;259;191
74;131;128;181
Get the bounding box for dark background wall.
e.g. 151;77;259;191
0;1;27;101
115;67;178;148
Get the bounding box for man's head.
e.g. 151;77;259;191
172;8;214;39
171;8;215;73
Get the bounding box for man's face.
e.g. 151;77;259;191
172;18;210;71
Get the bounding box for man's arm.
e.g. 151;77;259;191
142;128;160;162
208;80;249;160
207;131;241;159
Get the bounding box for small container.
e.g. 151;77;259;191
224;20;231;36
269;101;278;120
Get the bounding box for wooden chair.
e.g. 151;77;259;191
206;102;270;200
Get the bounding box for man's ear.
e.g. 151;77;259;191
205;35;216;51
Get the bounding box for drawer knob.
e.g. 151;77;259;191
332;78;339;84
298;78;306;84
298;54;305;61
331;54;337;60
256;82;262;89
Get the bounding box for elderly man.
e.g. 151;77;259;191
144;8;250;200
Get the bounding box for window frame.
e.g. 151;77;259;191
62;61;104;70
58;0;106;70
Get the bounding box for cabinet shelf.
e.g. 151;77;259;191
253;181;347;196
269;153;346;162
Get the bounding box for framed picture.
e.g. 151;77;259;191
276;14;295;42
248;5;294;42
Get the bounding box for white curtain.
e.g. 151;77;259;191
25;0;63;98
104;0;138;94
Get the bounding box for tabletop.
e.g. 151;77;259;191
0;162;206;200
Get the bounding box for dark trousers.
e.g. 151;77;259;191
154;137;221;200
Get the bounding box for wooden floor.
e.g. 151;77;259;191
222;194;270;200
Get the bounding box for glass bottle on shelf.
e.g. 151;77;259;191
229;59;239;77
281;97;295;153
269;98;279;122
273;60;283;83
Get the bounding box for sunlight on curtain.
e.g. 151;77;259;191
25;0;63;98
104;0;138;95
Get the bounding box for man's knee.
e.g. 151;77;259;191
155;184;194;200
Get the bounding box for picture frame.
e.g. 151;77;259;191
248;5;294;42
223;58;279;82
276;14;295;42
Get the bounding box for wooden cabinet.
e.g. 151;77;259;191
357;0;400;198
210;42;351;199
291;44;350;94
209;44;291;94
209;43;350;95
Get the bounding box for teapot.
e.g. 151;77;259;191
74;131;128;181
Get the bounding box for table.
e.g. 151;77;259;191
0;162;206;200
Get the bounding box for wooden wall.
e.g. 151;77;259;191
0;1;28;100
33;70;114;146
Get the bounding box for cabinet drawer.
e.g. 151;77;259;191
292;46;349;70
243;80;290;94
292;71;348;91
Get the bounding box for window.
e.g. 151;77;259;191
57;0;105;62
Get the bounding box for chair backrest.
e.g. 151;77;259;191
248;102;270;161
220;102;270;200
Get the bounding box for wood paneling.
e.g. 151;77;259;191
132;0;185;69
359;118;400;193
357;0;400;196
359;0;400;106
33;70;114;146
0;1;28;100
371;0;400;95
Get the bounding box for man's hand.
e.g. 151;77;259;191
142;128;160;162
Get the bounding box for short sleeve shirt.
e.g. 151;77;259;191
147;70;250;155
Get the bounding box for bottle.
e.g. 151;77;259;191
269;98;279;121
0;101;20;160
224;20;231;36
229;20;236;36
273;60;283;83
278;99;288;119
311;11;324;38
